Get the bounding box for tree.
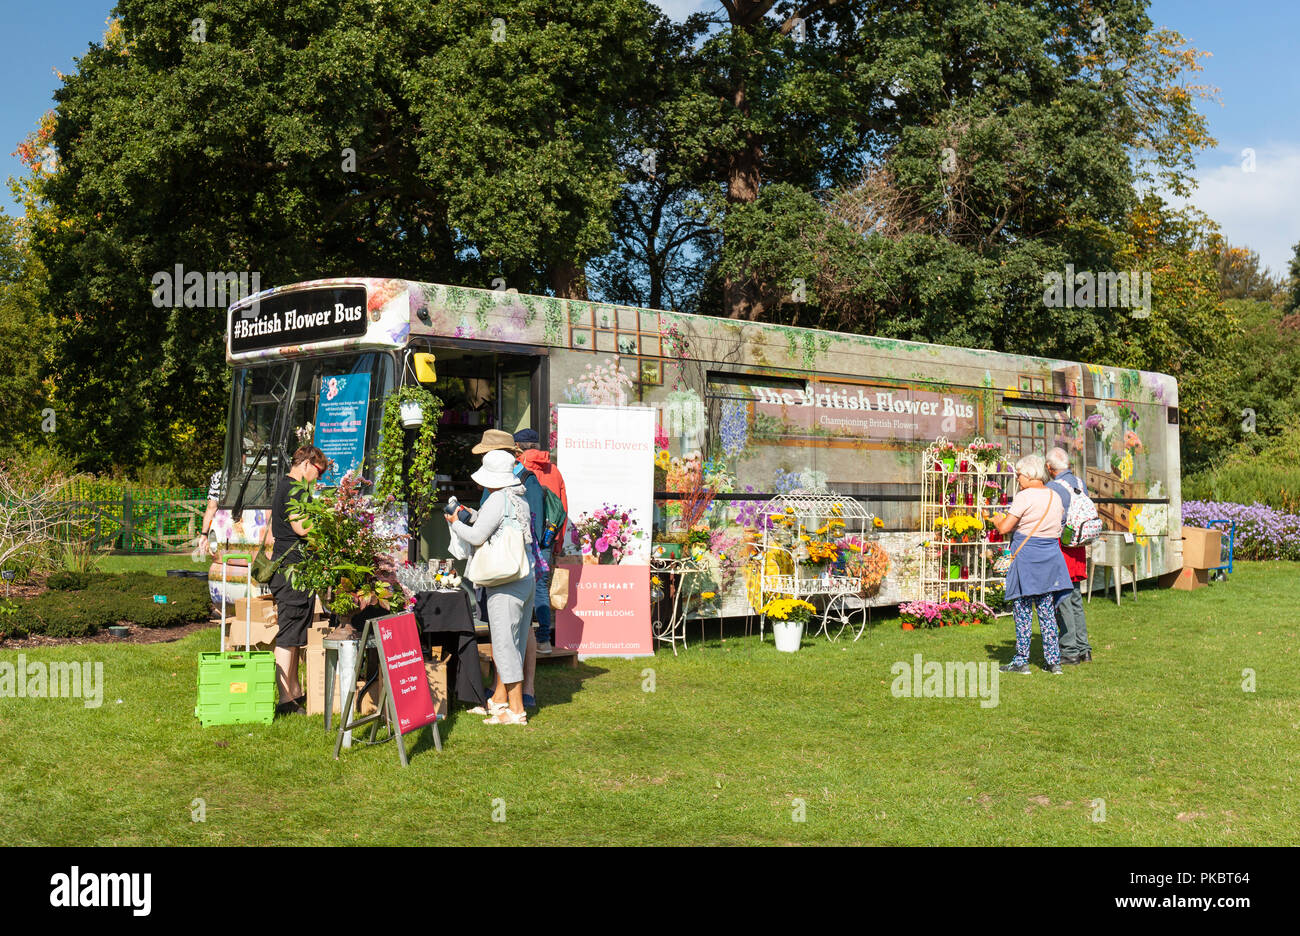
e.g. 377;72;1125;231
1282;240;1300;315
606;1;1215;324
587;15;723;312
0;211;51;457
406;0;657;299
31;0;657;477
1212;240;1280;302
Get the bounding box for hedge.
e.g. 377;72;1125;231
17;573;213;639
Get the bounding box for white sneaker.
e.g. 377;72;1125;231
537;641;553;654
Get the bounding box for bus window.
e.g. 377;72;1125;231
221;352;393;509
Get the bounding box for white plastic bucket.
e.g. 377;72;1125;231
771;620;804;652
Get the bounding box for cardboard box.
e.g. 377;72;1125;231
305;646;341;716
305;648;447;719
232;594;277;622
356;678;380;717
1180;526;1223;569
425;652;450;718
1172;567;1210;591
223;613;278;651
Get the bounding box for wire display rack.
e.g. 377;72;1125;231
756;492;878;641
916;438;1017;607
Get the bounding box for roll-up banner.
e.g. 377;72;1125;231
553;404;654;657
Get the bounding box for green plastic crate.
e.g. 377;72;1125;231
195;650;276;726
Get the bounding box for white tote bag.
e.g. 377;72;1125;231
466;490;530;587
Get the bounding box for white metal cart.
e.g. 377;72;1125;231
756;492;878;641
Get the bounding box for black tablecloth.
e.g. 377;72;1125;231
413;589;486;707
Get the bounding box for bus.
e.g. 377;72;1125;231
211;276;1182;611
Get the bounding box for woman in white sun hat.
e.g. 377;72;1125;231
447;448;536;725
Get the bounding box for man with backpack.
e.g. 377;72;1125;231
514;429;568;654
1046;447;1094;664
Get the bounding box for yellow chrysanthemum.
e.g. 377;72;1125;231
1117;450;1134;482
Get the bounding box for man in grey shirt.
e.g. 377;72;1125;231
1046;447;1093;664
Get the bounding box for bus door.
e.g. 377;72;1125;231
416;347;545;561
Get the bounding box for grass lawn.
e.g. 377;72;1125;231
97;553;209;576
2;561;1297;845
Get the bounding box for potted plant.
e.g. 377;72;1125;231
685;525;711;561
899;600;940;629
761;597;816;652
937;441;959;472
376;385;443;530
289;471;404;638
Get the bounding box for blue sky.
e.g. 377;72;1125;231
4;1;1297;274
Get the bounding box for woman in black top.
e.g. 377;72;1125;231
266;446;329;715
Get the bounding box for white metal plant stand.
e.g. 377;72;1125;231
650;554;709;655
916;437;1016;607
756;492;878;641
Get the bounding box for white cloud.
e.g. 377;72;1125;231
1169;144;1300;276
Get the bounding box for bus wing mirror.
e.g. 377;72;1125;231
414;352;437;384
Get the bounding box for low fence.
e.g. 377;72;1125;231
47;489;208;553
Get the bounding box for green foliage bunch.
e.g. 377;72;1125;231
375;385;443;528
288;472;402;616
1184;418;1300;512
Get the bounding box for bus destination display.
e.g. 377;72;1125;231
229;286;368;354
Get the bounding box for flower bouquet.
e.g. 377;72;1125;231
571;504;635;564
288;471;404;636
840;538;890;595
761;597;816;624
800;538;839;567
970;440;1002;469
940;513;984;543
767;506;796;545
696;589;719;616
654;448;670;492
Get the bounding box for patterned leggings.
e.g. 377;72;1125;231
1011;594;1060;666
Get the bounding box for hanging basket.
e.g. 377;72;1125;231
399;400;424;428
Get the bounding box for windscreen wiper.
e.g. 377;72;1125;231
231;443;267;517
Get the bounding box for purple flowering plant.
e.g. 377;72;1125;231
1181;501;1300;561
